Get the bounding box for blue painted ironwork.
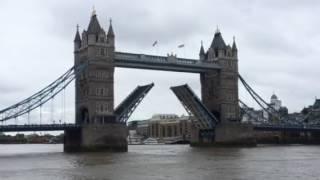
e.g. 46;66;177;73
0;63;87;122
238;76;320;133
239;74;280;121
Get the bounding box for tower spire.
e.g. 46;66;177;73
92;6;96;16
199;40;205;60
74;24;81;42
87;9;101;34
107;18;115;37
232;36;237;51
210;27;226;50
199;41;205;55
73;24;81;51
215;25;220;34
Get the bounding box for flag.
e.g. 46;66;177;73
178;44;185;48
152;40;158;47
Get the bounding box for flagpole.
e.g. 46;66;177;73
177;44;185;58
156;44;159;56
152;40;158;55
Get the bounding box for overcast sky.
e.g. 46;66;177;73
1;0;320;124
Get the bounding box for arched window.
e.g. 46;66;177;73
100;48;105;56
100;104;104;112
99;37;105;43
100;88;104;95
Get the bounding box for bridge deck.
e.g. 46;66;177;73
114;52;221;73
115;83;154;123
171;84;218;129
0;124;80;132
254;124;320;132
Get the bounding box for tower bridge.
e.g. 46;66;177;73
1;11;320;152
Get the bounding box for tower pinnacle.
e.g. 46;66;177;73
92;6;96;16
199;40;205;56
199;40;205;60
74;24;81;42
87;10;101;34
232;36;237;51
210;28;226;50
107;18;115;37
215;25;220;34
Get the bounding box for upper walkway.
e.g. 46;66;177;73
114;52;221;73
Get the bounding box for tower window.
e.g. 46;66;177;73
100;88;104;95
105;103;109;112
100;48;105;56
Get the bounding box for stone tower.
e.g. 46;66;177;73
65;11;127;152
74;12;115;124
200;29;240;123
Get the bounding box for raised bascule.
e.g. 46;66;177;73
1;11;320;152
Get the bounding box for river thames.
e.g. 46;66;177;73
0;144;319;180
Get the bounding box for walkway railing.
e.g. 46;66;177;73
114;52;221;73
0;123;80;132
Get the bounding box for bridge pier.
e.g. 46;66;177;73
254;130;320;144
190;122;256;146
64;123;128;152
213;122;256;146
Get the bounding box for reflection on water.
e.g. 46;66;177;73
0;144;320;180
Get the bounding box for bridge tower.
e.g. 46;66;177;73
200;29;239;123
65;11;127;152
199;30;254;145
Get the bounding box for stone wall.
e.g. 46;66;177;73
214;123;256;146
64;129;82;152
64;124;128;152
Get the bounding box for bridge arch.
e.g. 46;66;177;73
79;107;89;124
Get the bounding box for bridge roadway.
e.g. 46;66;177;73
1;123;320;133
254;124;320;132
0;124;80;132
114;52;221;73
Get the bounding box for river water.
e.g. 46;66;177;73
0;144;319;180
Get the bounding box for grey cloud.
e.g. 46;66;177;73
1;0;320;121
46;0;206;50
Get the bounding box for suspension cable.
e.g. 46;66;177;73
239;99;269;123
63;87;66;124
51;97;54;124
239;101;256;122
238;74;280;121
40;103;42;125
239;75;270;107
28;111;30;124
60;88;63;124
0;63;87;122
